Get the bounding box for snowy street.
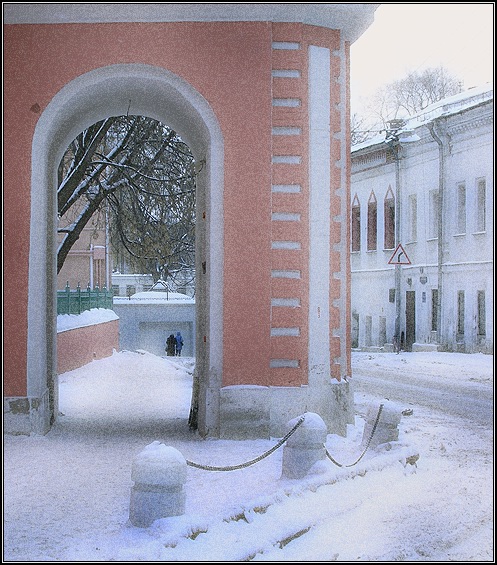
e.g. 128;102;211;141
3;350;494;561
352;351;493;425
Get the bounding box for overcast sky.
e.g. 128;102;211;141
350;3;494;114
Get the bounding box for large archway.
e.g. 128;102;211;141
28;63;224;436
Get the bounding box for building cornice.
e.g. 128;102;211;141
448;114;493;136
3;3;380;43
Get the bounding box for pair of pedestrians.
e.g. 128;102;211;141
166;332;184;356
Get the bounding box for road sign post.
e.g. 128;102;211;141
388;244;411;349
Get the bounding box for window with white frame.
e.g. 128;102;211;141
429;190;439;239
431;289;438;332
367;191;377;251
456;182;466;234
408;194;417;242
351;194;361;252
457;290;465;337
477;290;486;336
476;178;486;232
383;187;395;250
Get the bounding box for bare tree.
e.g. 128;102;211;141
367;66;463;127
351;66;464;145
351;112;375;146
57;116;196;284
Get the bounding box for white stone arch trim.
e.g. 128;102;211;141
384;185;395;201
367;190;377;204
28;63;224;433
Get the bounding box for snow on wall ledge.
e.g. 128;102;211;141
57;309;119;374
57;308;119;333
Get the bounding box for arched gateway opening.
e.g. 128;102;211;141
28;64;224;436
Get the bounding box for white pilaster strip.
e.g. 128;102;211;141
336;38;349;378
308;45;331;383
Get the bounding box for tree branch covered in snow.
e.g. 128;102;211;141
57;116;197;282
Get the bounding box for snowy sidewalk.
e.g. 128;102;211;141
4;350;493;561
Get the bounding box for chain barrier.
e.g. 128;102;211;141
186;415;306;472
187;404;384;472
325;403;384;468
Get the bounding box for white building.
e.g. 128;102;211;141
111;273;154;296
112;272;195;297
350;84;493;354
113;286;195;357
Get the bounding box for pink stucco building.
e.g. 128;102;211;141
3;4;378;437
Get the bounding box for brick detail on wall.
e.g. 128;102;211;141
270;23;308;386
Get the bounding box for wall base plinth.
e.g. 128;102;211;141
219;380;354;440
3;390;51;435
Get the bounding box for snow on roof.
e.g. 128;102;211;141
407;82;493;128
352;82;493;153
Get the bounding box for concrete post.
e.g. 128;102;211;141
281;412;327;479
361;401;402;450
129;441;187;528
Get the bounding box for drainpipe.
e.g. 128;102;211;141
427;119;447;346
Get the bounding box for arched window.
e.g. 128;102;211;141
384;187;395;249
351;194;360;252
367;191;377;251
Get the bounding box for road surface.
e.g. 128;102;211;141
350;350;493;426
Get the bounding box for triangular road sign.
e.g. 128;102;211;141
388;243;411;265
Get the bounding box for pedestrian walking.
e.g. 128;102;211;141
175;331;184;356
166;334;176;356
393;334;400;354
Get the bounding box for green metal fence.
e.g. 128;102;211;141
57;282;114;315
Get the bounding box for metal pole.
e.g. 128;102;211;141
394;142;401;345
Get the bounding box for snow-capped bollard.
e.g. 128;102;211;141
361;401;402;450
281;412;327;479
129;441;187;528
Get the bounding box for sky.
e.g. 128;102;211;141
4;314;493;561
350;3;494;115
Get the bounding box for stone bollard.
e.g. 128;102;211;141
361;400;402;450
129;441;187;528
281;412;327;479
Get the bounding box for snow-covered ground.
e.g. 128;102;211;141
4;348;493;561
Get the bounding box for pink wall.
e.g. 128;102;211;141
3;21;272;394
3;19;350;395
268;23;347;385
57;320;119;374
